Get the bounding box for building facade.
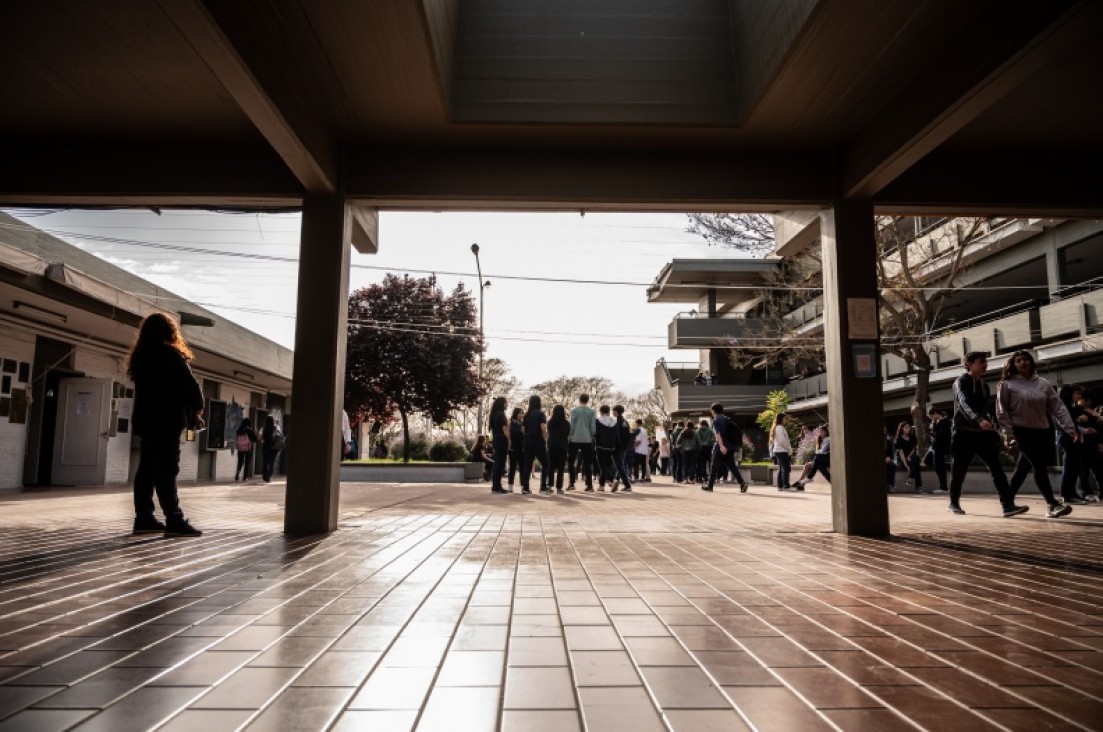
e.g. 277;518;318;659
0;213;293;492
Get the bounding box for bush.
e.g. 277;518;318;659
389;434;430;461
429;439;468;462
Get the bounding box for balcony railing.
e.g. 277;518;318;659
667;315;755;349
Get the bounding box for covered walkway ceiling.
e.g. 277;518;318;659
2;0;1101;215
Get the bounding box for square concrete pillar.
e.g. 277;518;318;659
284;195;351;535
820;201;890;536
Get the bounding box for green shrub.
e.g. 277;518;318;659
389;434;430;461
429;439;468;462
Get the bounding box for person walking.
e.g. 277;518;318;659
1056;384;1086;503
126;313;204;537
234;418;258;481
1074;390;1103;501
793;424;830;490
702;403;748;492
507;407;524;491
546;404;570;493
260;415;284;483
929;408;951;492
521;395;550;495
633;419;652;483
894;422;926;493
997;350;1077;518
488;396;510;494
770;413;792;492
946;352;1023;515
567;394;597;491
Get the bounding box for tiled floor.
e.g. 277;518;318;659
1;478;1102;731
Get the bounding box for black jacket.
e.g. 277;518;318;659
131;343;204;435
952;373;994;432
931;418;951;451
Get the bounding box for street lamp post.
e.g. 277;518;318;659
471;243;490;436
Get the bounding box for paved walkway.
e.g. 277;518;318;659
1;478;1101;731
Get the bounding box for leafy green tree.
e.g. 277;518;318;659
756;389;802;444
345;274;481;462
528;375;616;411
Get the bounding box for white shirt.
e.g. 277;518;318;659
772;425;791;454
341;410;352;443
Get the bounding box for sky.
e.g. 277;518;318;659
6;209;736;395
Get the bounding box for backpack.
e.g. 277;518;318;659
235;431;252;452
726;420;743;449
270;429;285;451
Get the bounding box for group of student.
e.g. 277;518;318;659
887;349;1097;519
475;395;747;495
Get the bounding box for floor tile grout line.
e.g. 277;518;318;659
662;531;1098;730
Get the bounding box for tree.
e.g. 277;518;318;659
345;274;481;462
528;375;616;410
687;213;775;256
690;213;983;453
756;390;802;444
623;388;669;432
457;357;523;436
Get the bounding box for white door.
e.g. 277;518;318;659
51;377;111;486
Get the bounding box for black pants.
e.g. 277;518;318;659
262;447;278;482
1008;426;1059;506
775;452;791;488
901;453;922;488
1058;433;1082;500
508;446;524;487
568;442;595;488
707;446;745;489
932;445;949;490
672;450;682;481
548;444;568;490
679;450;697;482
949;429;1012;507
236;449;253;479
660;456;670;475
491;440;508;490
697;445;712;480
522;441;549;491
806;453;831;482
134;430;185;522
597;447;631;486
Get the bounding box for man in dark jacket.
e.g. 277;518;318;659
127;313;205;537
948;352;1025;518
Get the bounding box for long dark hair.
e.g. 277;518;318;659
1001;349;1036;380
894;421;911;441
549;404;567;424
526;395;542;416
511;407;523;421
489;396;507;422
1059;384;1082;410
238;418;252;434
126;313;193;380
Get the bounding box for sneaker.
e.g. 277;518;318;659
584;487;594;493
914;487;929;494
540;489;552;494
1064;497;1089;506
905;478;913;488
1047;503;1072;518
793;484;805;492
1085;494;1100;503
701;486;713;492
621;486;632;493
948;505;966;515
939;486;949;492
521;489;532;495
739;483;748;493
133;517;166;535
567;483;576;491
164;520;202;537
1002;505;1029;518
557;488;564;494
491;488;507;494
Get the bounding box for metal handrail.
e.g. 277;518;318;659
926;298;1039;338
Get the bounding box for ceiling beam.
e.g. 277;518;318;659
843;1;1096;201
157;0;338;195
874;151;1103;218
349;206;379;254
0;142;303;208
345;147;834;211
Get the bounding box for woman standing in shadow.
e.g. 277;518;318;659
127;313;204;537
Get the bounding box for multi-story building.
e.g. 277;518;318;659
652;216;1103;439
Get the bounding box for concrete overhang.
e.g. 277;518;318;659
647;258;778;304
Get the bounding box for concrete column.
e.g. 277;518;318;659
820;201;890;536
285;195;351;535
1044;230;1066;301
